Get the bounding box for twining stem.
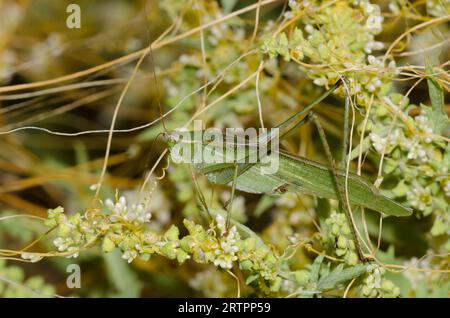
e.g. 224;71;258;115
340;91;350;170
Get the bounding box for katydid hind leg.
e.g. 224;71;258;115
310;112;367;262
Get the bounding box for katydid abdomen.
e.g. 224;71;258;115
196;150;412;217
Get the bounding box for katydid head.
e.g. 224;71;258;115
163;132;179;151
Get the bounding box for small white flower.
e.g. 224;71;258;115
288;0;297;9
304;24;314;34
21;252;43;263
388;2;400;13
403;139;429;162
283;11;294;19
276;192;298;208
414;114;434;143
122;250;138;263
407;185;432;211
313;77;328;86
105;198;115;211
234;28;245;41
369;132;386;153
367;55;383;68
366;15;383;33
216;214;226;233
372;77;382;87
367;84;376;92
362;3;377;15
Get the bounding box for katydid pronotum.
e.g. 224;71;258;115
156;79;412;262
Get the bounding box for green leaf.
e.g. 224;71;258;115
253;195;275;217
425;62;449;134
164;225;180;241
443;143;450;173
104;249;142;297
102;236;115;253
246;274;259;285
317;263;368;291
220;0;238;14
309;255;324;283
431;218;447;236
348;136;371;161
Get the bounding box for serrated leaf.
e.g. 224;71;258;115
317;263;368;291
309;255;324;283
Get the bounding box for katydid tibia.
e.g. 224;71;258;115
164;82;412;219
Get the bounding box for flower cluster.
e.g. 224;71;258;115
44;200;284;292
365;93;449;249
361;264;400;298
267;1;449;254
213;215;240;269
45;206;96;258
104;196;151;226
262;1;393;98
324;211;359;265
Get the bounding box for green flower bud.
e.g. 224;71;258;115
294;270;310;286
331;224;340;235
243;237;256;251
346;252;358;265
180;236;195;252
381;280;394;292
164;225;180;241
5;266;24;281
138;253;151;261
160;242;177;259
102;236;115;253
336;248;346;257
58;223;71;237
337;236;347;249
176;249;190;264
270;277;282;292
25;277;44;290
239;260;253;271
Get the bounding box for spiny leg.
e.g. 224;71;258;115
189;165;212;221
309;112;367;262
225;163;239;233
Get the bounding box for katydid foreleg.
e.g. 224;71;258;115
225;163;240;233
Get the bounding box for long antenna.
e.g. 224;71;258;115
137;1;170;203
144;1;168;134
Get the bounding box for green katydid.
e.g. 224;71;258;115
161;79;412;261
165;82;412;218
155;76;412;262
